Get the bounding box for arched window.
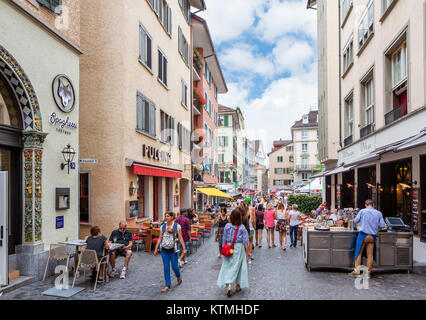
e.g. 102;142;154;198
0;75;23;129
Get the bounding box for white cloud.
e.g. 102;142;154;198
220;43;274;77
199;0;264;44
273;37;315;74
256;0;317;43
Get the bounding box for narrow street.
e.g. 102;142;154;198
2;228;426;300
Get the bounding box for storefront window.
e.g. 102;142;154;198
137;175;145;217
80;172;90;223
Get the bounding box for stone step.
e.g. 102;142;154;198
0;276;36;294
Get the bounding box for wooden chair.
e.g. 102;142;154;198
43;244;76;281
72;249;108;291
151;228;161;252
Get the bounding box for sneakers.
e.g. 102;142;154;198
120;268;126;279
110;268;118;277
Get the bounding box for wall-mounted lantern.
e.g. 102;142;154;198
61;144;76;174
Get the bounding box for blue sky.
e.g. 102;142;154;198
199;0;318;154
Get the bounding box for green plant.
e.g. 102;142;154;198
193;49;203;68
287;194;322;215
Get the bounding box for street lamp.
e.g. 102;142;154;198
60;144;76;174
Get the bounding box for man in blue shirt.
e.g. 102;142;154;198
350;200;386;278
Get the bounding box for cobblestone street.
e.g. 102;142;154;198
2;228;426;300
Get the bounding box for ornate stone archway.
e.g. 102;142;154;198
0;44;47;243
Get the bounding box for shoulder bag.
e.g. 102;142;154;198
221;226;240;258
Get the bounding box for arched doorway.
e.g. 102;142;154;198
0;71;23;255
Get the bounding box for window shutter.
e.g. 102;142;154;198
164;58;167;86
178;123;182;150
179;0;183;8
171;117;175;145
146;35;152;69
154;0;159;15
158;50;163;81
167;6;172;36
50;0;62;13
178;27;183;55
186;43;190;65
149;102;156;137
187;2;191;23
137;93;143;130
224;115;229;127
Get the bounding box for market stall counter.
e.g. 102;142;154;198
303;227;413;273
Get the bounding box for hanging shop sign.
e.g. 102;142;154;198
142;144;171;163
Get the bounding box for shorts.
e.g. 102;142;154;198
113;248;131;258
256;224;264;230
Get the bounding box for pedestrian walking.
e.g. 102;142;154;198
287;204;301;247
154;212;187;293
217;209;251;297
175;209;191;267
264;203;277;248
349;200;386;278
255;203;265;247
240;202;255;259
215;207;230;257
275;203;288;251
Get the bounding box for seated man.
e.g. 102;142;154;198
109;221;133;279
329;209;339;222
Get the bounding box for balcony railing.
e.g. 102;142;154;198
360;123;374;138
294;165;319;172
344;135;353;146
385;103;407;126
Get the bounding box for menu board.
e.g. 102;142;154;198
126;200;138;218
412;189;419;235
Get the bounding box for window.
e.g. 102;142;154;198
219;136;228;147
181;79;188;108
214;84;218;101
218;115;224;127
178;0;191;24
358;1;374;50
302;131;308;139
158;48;168;87
218;154;225;163
302;115;309;124
137;176;145;218
159;0;172;35
301;158;308;169
37;0;62;14
275;168;284;174
365;78;374;126
342;0;353;22
382;0;395;14
343;36;354;74
302;173;308;181
136;92;156;137
277;156;283;163
178;27;190;66
286;145;293;152
392;41;407;88
178;123;191;153
215;111;218;126
289;156;294;163
345;96;354;138
302;144;308;153
160;110;174;144
139;24;152;71
79;172;90;223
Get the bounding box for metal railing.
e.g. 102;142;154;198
344;135;353;146
295;165;319;172
385;103;407;126
360;123;374;138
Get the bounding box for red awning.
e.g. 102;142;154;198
133;164;182;178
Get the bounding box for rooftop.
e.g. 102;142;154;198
291;110;318;129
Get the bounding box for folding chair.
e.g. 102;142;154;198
72;249;107;291
43;244;76;281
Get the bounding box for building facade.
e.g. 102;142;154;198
291;111;320;186
79;0;204;238
217;105;244;193
312;0;426;240
191;13;227;210
1;0;81;283
268;140;294;192
308;0;340;172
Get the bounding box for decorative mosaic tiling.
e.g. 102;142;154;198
34;149;42;242
0;44;42;131
24;148;33;243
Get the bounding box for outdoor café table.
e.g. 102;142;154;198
105;243;125;282
191;224;205;243
59;239;87;273
128;226;150;251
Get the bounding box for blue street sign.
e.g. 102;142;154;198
70;162;76;169
56;216;64;229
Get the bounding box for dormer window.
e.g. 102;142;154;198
302;116;309;124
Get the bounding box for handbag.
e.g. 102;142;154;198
221;226;240;258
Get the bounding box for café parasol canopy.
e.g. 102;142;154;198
195;188;232;198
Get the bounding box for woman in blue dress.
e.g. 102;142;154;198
217;209;251;297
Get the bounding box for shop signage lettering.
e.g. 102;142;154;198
360;141;374;154
49;112;78;129
142;144;171;163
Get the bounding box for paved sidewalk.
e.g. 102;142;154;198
2;229;426;300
